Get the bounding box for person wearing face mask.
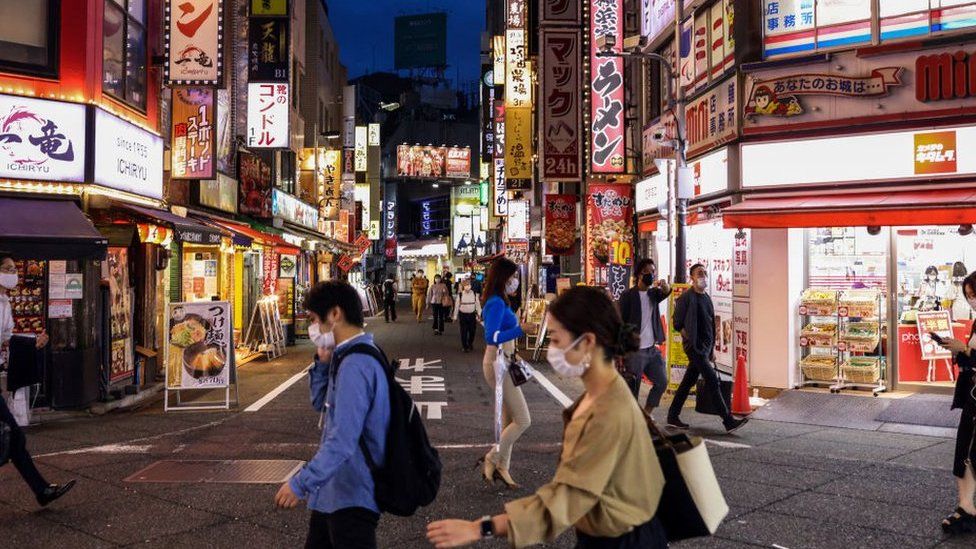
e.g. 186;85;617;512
427;286;667;549
275;280;392;548
478;258;529;488
617;258;671;416
0;252;75;507
917;265;947;305
946;262;972;322
428;274;451;335
933;271;976;535
452;279;482;352
667;263;748;433
412;270;430;322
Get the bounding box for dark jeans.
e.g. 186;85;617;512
575;517;668;548
459;311;477;350
383;298;397;322
305;507;379;549
0;395;48;496
667;355;733;424
431;304;447;333
625;347;667;408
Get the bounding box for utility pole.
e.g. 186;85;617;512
672;0;689;284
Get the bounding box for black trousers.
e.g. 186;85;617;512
305;507;379;549
0;395;48;496
667;355;733;424
383;298;397;322
575;517;668;548
459;311;477;350
431;304;447;333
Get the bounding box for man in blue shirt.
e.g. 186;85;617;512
274;280;391;548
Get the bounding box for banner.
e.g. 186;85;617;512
322;149;341;218
171;87;215;180
505;241;529;264
541;29;581;181
445;146;471;179
166;301;232;389
585;183;633;284
745;68;904;117
589;0;625;173
505;107;533;189
607;263;631;301
165;0;223;85
355;126;367;172
238;151;272;217
544;194;577;256
248;17;289;82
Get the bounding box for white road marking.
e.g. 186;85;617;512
704;438;752;449
46;443;154;456
243;364;312;412
434;442;563;450
34;417;231;459
530;369;576;408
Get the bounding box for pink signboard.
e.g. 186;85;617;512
589;0;625;174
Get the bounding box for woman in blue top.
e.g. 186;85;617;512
479;258;529;489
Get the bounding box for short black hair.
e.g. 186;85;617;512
633;258;655;280
0;251;12;263
690;263;706;277
303;280;364;327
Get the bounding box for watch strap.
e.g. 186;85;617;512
479;515;494;538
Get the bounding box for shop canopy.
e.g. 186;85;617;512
0;198;108;261
210;220;300;255
189;215;253;248
723;188;976;229
120;204;224;245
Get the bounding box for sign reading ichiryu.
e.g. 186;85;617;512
93;109;164;200
0;94;87;183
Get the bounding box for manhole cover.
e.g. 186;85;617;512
124;460;304;484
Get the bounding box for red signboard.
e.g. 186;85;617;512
337;254;355;273
395;145;472;179
585;183;633;285
544;194;577;256
541;29;582;181
354;233;372;257
589;0;625;173
238;152;272;217
262;250;279;295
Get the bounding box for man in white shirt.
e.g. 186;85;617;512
617;259;671;416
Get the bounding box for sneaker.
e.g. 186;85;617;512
724;417;749;433
666;417;690;430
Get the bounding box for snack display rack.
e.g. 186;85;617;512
797;288;839;388
10;260;46;335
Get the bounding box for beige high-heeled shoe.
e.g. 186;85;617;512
477;452;497;484
493;467;520;489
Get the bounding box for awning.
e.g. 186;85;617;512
0;198;108;260
120;204;224;245
397;240;448;258
210;220;301;255
723;188;976;229
188;215;253;248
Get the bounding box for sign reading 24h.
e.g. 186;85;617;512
589;0;625;173
0;95;86;183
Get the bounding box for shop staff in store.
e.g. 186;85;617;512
666;263;748;434
0;252;76;507
935;270;976;535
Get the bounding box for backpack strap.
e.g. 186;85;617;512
331;341;394;474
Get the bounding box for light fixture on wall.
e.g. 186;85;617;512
959;224;973;236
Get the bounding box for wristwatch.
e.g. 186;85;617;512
479;515;495;539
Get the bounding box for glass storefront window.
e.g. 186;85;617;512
807;227;888;290
182;249;220;302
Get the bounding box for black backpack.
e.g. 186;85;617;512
332;342;442;516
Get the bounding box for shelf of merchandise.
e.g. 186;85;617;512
797;289;840;389
832;290;887;396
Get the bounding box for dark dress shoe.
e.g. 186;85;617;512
36;480;76;507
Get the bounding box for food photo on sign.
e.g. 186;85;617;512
167;302;231;389
544;194;577;256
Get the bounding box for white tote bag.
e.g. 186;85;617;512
7;387;30;427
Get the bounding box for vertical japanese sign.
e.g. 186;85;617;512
505;107;533;189
505;0;532;190
166;301;232;389
733;228;750;298
543;0;580;22
238;151;272;217
493;35;506;85
544;194;577;256
165;0;223;85
492;101;508;217
262;250;279;295
250;0;287;15
585;183;633;285
507;199;529;240
368;123;380;146
215;89;233;174
384;183;397;261
589;0;625;173
246;83;289;148
354;126;367;172
322;149;341;218
248;17;290;81
107;248;133;383
541;29;581;181
171;87;215;180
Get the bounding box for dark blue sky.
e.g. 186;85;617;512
328;0;485;86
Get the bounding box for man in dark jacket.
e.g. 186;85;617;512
382;274;397;322
618;258;670;416
667;263;748;433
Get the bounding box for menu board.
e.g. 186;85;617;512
166;301;232;389
916;311;953;361
11;260;46;335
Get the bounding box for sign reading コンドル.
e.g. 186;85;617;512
165;0;223;85
247;83;289;148
93;109;164;200
0;94;87;183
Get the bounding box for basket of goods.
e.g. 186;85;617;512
799;288;837;316
800;355;838;382
838;289;879;318
800;322;837;347
840;322;880;352
841;356;880;384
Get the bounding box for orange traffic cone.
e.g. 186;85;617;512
732;351;752;416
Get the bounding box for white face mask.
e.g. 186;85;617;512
695;277;708;291
0;273;17;290
308;321;335;351
967;297;976;311
506;277;519;294
546;335;589;377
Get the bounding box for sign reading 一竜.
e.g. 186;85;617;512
165;0;223;85
0;94;87;183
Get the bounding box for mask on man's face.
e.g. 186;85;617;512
641;273;654;287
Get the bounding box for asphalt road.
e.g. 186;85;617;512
1;301;974;548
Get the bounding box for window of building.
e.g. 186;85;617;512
763;0;976;58
103;0;147;110
0;0;59;77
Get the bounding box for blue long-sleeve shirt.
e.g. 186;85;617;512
289;333;390;513
483;295;524;344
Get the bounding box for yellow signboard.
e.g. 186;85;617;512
504;106;533;183
251;0;287;15
667;283;692;390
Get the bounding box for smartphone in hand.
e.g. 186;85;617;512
929;332;946;345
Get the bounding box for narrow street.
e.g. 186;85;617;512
1;305;972;548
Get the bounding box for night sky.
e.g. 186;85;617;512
328;0;485;86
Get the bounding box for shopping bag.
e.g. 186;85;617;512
8;387;30;427
645;415;729;541
694;370;733;416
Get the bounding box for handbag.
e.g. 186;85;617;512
694;370;734;416
507;352;532;387
441;293;454;308
644;414;729;542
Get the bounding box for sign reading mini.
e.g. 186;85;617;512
165;0;223;85
93;109;164;199
541;29;581;181
246;83;289;148
171;87;215;180
0;94;86;183
589;0;625;173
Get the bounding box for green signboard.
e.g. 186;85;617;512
394;13;447;69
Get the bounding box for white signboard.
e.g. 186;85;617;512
0;95;87;183
93;109;164;199
493;158;508;216
733;228;750;298
635;169;669;213
641;0;676;44
165;0;223;85
246;83;290;148
354;126;367;172
273;189;320;230
367;123;380;146
166;301;232;390
507;199;529;240
691;147;729;197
